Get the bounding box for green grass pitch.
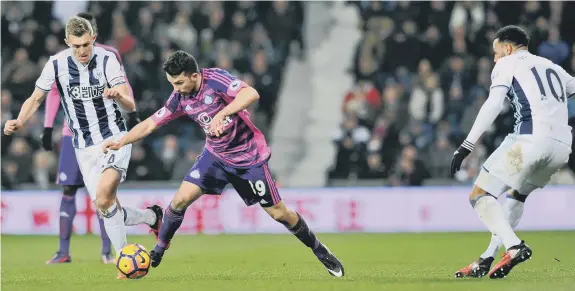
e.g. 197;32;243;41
2;231;574;291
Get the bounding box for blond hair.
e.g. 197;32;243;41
65;16;94;38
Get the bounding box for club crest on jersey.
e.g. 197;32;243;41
204;95;214;105
92;69;103;79
66;84;105;100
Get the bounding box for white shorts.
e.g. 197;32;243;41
75;133;132;201
475;134;571;196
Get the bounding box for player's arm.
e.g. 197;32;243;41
103;53;136;112
450;60;512;175
41;87;61;150
4;59;54;135
108;117;158;150
103;93;185;153
218;85;260;116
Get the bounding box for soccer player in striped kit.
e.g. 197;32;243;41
103;51;345;277
4;16;161;279
40;13;162;265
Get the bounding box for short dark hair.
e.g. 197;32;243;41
495;25;529;47
76;12;98;35
163;50;200;77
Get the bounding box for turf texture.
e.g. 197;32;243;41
2;231;574;291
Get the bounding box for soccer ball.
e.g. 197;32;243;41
116;243;151;279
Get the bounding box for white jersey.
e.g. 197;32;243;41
35;46;128;149
490;50;575;145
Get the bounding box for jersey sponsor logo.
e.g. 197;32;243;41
197;112;233;135
66;84;106;100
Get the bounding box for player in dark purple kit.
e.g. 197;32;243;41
103;51;345;277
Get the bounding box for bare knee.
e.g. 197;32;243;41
95;169;120;211
171;182;204;210
264;202;297;226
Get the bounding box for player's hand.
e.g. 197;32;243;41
41;127;54;151
3;120;22;136
450;140;474;175
103;88;124;100
102;139;124;153
209;112;226;137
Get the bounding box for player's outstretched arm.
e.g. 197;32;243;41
102;117;158;153
4;88;47;135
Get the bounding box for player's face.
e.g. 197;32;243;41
66;33;96;64
166;72;199;95
492;39;511;63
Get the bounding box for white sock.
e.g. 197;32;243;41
474;195;522;250
479;198;525;258
101;203;128;254
480;197;525;258
122;207;157;226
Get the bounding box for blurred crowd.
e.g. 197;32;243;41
1;1;304;189
329;1;575;186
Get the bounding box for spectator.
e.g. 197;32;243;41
409;74;444;126
538;26;569;65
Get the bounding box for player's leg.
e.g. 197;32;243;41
47;136;85;264
149;150;228;268
479;190;526;260
488;139;571;279
150;181;206;267
47;185;80;264
230;163;344;277
96;210;114;264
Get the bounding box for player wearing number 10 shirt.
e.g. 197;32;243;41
102;51;345;277
450;25;574;280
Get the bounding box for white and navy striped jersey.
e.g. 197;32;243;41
490;50;575;144
36;46;128;149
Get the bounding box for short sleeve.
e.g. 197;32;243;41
490;58;513;91
35;59;55;91
205;69;248;97
104;53;126;88
150;92;186;127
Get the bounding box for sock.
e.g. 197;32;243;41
473;195;522;250
480;197;525;258
59;195;76;255
100;203;127;254
97;214;112;255
287;212;322;251
154;204;185;254
122;206;156;226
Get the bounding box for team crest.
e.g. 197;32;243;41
204;95;214;105
93;69;103;79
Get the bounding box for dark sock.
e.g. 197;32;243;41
97;214;112;255
59;195;76;255
288;212;322;251
154;204;185;254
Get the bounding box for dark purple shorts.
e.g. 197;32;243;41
184;150;281;207
56;136;84;186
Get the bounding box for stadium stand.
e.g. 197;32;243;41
327;1;575;186
2;1;575;189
